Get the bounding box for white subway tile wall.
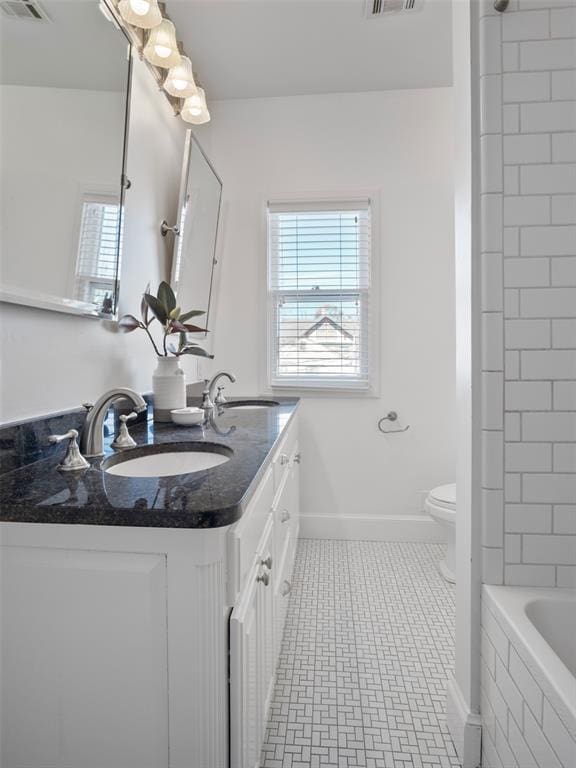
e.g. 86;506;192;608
479;0;576;589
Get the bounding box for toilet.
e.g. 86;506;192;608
425;483;456;583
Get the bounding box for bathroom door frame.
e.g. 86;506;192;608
447;2;483;767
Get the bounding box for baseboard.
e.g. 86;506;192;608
299;514;447;542
446;676;482;768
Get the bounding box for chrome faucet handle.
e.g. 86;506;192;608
111;412;138;450
48;429;90;472
214;386;227;405
201;388;215;411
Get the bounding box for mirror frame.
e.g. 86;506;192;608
0;0;133;321
170;131;223;340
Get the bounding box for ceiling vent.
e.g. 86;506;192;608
366;0;424;18
0;0;50;21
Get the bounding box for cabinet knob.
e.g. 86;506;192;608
294;452;301;464
281;580;291;597
280;510;290;523
256;570;270;587
260;555;272;570
279;453;289;466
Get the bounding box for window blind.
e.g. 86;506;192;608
267;201;372;390
73;195;120;311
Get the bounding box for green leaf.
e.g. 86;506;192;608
178;346;213;359
178;331;187;352
168;320;188;333
140;282;150;325
158;281;176;313
169;306;181;320
144;293;168;324
179;309;205;322
118;314;141;332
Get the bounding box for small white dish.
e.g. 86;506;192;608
170;407;204;426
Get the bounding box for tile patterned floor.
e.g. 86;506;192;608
261;540;461;768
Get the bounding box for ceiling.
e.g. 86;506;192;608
0;0;129;91
168;0;453;101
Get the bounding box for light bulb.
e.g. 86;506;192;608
143;19;181;68
181;88;210;125
118;0;162;29
164;56;197;98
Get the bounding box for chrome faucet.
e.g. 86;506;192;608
202;371;237;410
80;388;147;457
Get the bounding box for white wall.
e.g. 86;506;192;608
206;88;456;520
477;0;576;588
0;53;186;422
0;85;124;299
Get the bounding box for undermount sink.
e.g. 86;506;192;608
224;400;280;410
103;442;232;478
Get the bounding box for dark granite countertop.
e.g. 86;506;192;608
0;399;299;529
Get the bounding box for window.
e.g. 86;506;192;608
73;194;121;313
267;200;372;391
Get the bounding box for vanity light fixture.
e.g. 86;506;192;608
181;87;210;124
143;18;180;68
117;0;162;29
164;55;197;98
110;0;211;124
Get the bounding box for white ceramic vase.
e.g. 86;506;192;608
152;356;186;422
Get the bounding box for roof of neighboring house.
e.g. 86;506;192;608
300;315;354;341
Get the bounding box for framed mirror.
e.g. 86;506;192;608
0;0;131;319
171;131;223;342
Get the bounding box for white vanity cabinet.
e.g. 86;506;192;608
0;411;299;768
228;419;300;768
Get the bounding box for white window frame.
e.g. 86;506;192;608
264;193;380;397
68;186;122;313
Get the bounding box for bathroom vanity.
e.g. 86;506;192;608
0;400;300;768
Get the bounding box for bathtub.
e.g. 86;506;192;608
481;586;576;768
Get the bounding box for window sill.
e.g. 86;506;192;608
265;385;379;399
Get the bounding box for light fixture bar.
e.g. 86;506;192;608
108;0;209;122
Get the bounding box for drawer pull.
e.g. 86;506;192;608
280;510;290;523
260;555;273;570
256;571;270;586
279;453;289;466
281;580;291;597
294;452;301;464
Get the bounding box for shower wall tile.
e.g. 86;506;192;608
551;194;576;223
482;253;504;310
552;71;576;100
505;503;552;533
557;565;576;587
479;0;576;587
552;504;576;533
504;133;551;163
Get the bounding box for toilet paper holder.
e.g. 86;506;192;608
378;411;410;434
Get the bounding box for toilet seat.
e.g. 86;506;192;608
426;483;456;583
429;483;456;509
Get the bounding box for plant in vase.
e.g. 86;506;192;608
118;281;213;421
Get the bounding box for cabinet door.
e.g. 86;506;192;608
1;547;169;768
230;516;274;768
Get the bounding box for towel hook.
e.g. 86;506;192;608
378;411;410;434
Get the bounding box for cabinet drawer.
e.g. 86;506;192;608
272;416;298;488
273;530;295;661
227;466;274;604
272;465;293;561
